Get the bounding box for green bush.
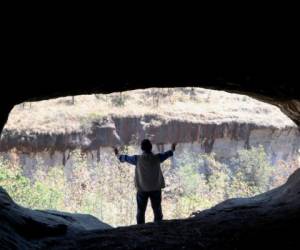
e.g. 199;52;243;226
175;146;274;213
230;145;273;193
0;157;63;209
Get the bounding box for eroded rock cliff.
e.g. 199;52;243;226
1;114;299;168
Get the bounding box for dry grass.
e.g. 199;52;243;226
4;87;296;134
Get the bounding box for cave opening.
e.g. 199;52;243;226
0;87;299;228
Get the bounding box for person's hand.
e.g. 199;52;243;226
113;147;119;156
171;143;177;151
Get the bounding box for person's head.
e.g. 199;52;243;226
141;139;152;153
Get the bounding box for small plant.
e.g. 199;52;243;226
111;92;127;107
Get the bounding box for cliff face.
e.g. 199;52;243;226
1;114;299;169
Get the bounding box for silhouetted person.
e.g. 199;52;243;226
114;139;176;224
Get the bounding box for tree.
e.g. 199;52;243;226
230;145;273;193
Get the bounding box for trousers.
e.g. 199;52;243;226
136;190;163;224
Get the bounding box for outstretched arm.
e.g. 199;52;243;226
158;143;177;163
113;147;137;165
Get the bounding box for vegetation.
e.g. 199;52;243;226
4;87;295;134
0;146;298;227
110;92;128;107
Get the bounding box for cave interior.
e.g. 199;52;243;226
0;78;299;249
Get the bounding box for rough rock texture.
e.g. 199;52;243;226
1;115;299;169
0;187;111;249
1;79;300;249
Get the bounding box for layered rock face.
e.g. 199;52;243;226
0;115;299;172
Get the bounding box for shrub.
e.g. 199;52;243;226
110;92;128;107
230;145;273;193
0;157;63;209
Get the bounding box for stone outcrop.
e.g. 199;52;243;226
0;187;111;249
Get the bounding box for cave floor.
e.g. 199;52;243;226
38;206;299;250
